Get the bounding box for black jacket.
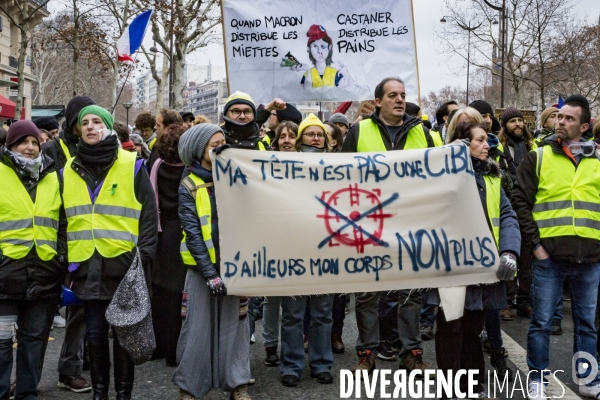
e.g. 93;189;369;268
41;132;77;172
513;135;600;263
62;150;158;300
342;111;435;152
178;164;220;281
0;148;67;300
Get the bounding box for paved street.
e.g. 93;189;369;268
17;296;586;399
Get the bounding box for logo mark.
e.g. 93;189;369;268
572;351;598;385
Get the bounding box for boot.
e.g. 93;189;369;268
87;341;110;400
490;347;513;381
113;337;135;400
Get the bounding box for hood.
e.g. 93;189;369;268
65;96;96;142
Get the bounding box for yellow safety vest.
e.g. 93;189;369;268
532;145;600;240
356;119;430;152
59;138;74;159
63;149;142;261
484;175;501;247
430;129;443;147
305;66;337;88
180;174;216;266
0;163;61;261
148;137;156;150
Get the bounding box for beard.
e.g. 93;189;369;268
507;125;524;138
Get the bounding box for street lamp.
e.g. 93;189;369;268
484;0;506;108
123;102;132;128
440;17;483;105
150;44;174;108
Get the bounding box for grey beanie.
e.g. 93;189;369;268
329;113;349;128
178;123;223;167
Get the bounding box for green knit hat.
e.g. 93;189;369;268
78;105;114;131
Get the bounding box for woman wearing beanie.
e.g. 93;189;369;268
173;123;252;400
147;123;187;367
0;121;66;399
61;105;157;400
295;113;330;152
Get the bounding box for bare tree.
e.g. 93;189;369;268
0;0;51;118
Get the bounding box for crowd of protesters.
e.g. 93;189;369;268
1;77;600;400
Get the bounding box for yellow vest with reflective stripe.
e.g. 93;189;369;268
63;149;142;261
532;146;600;240
180;174;216;266
148;138;156;150
430;130;443;147
357;119;429;152
305;66;337;88
0;163;61;261
59;138;74;159
484;175;501;248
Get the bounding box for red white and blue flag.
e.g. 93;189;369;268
116;10;153;62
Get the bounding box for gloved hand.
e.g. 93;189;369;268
207;276;227;296
497;252;517;281
213;144;231;155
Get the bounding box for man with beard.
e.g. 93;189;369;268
222;92;270;151
499;107;535;168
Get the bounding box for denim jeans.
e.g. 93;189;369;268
484;310;503;351
420;291;437;328
280;295;333;378
379;291;398;343
355;291;379;351
262;296;282;348
527;258;600;383
0;299;55;400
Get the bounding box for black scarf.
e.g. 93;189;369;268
223;117;260;142
505;133;529;166
76;135;119;177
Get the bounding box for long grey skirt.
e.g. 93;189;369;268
172;267;251;398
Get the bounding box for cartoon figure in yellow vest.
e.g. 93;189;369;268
288;24;355;88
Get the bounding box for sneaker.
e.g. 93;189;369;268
580;382;600;398
377;341;397;361
57;375;92;393
248;376;255;385
399;349;427;376
527;381;546;399
250;334;255;344
420;325;434;341
551;319;562;335
53;315;66;328
353;349;376;372
230;384;251;400
500;308;513;321
490;348;514;381
281;375;299;387
179;388;195;400
264;346;279;366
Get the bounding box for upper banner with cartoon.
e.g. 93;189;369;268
222;0;419;103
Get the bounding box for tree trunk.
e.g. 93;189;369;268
155;55;168;114
171;41;188;110
15;14;29;120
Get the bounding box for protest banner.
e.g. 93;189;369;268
355;100;377;121
495;108;537;131
212;144;500;296
221;0;420;104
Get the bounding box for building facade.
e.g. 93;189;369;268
182;80;229;124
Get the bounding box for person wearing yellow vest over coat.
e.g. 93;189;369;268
341;77;436;376
61;105;157;400
427;121;520;399
513;95;600;400
0;120;67;400
173;124;252;400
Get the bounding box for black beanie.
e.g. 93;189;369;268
501;107;524;128
34;116;59;131
276;103;303;125
469;100;494;117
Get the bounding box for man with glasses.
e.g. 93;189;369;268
222;92;270;151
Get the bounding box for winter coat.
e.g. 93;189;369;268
62;151;158;300
148;156;186;293
513;135;600;264
0;147;67;300
178;163;220;281
41;132;78;172
428;157;521;310
342;111;435;152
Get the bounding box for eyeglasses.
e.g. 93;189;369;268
303;132;325;139
228;109;254;117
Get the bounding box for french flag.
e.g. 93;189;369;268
116;10;153;62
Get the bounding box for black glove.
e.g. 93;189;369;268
207;276;227;296
497;253;517;281
213;144;231;155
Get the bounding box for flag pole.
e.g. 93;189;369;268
112;52;139;115
220;0;231;96
409;0;422;108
